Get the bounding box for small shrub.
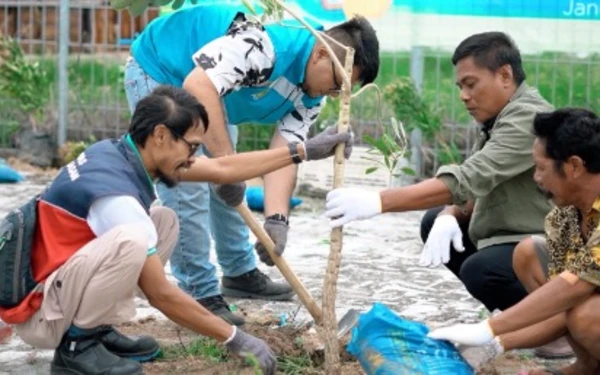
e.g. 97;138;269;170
383;77;442;140
0;36;52;132
58;137;95;166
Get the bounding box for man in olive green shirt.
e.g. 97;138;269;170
324;33;553;316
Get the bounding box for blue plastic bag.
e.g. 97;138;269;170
245;186;302;212
347;303;474;375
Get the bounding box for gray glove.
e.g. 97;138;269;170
255;217;288;266
211;181;246;207
304;126;353;161
225;328;277;375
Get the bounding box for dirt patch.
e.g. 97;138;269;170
477;352;573;375
116;313;363;375
116;314;575;375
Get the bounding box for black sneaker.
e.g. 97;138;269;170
98;326;160;362
221;268;295;301
198;295;246;326
51;329;143;375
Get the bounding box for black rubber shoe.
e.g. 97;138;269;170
50;329;143;375
198;294;246;326
221;268;294;301
98;326;160;362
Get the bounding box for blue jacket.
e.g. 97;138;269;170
43;135;155;218
131;5;324;125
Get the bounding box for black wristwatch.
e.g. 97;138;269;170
287;142;303;164
266;213;289;225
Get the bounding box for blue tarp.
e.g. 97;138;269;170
245;186;302;212
348;303;474;375
0;160;23;183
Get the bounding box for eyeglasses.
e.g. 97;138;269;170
170;130;199;157
331;60;341;93
179;137;199;157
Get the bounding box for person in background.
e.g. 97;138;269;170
0;86;352;375
125;3;380;325
323;32;571;357
428;108;600;375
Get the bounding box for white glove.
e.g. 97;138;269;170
325;188;382;228
458;337;505;370
427;319;495;346
419;214;464;268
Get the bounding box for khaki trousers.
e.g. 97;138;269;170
16;207;178;349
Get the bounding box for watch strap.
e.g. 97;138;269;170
266;213;289;225
287;142;302;164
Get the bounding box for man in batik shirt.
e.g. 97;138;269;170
426;107;600;375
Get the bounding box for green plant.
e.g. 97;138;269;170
237;123;276;152
362;117;413;186
242;353;265;375
518;351;534;361
159;336;229;362
0;118;20;148
383;77;442;140
0;36;52;132
58;137;96;165
382;76;464;171
315;91;394;132
278;353;314;374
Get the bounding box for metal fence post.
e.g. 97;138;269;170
57;0;70;147
409;45;424;179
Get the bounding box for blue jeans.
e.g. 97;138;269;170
124;58;256;299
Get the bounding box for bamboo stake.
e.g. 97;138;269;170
257;2;357;372
243;1;361;372
321;48;354;375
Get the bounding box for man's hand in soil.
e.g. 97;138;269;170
303;126;353;161
225;327;277;374
255;217;288;266
211;181;247;207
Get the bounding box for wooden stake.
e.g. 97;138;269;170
322;48;355;375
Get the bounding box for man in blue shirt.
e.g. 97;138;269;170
5;85;351;375
124;4;379;325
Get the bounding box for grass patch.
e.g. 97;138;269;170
29;50;600;124
2;50;598;150
277;353;315;375
158;336;229;363
157;336;320;374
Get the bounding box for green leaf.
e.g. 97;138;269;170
400;167;416;176
363;134;378;148
110;0;132;10
128;0;150;16
365;167;378;174
171;0;185;10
